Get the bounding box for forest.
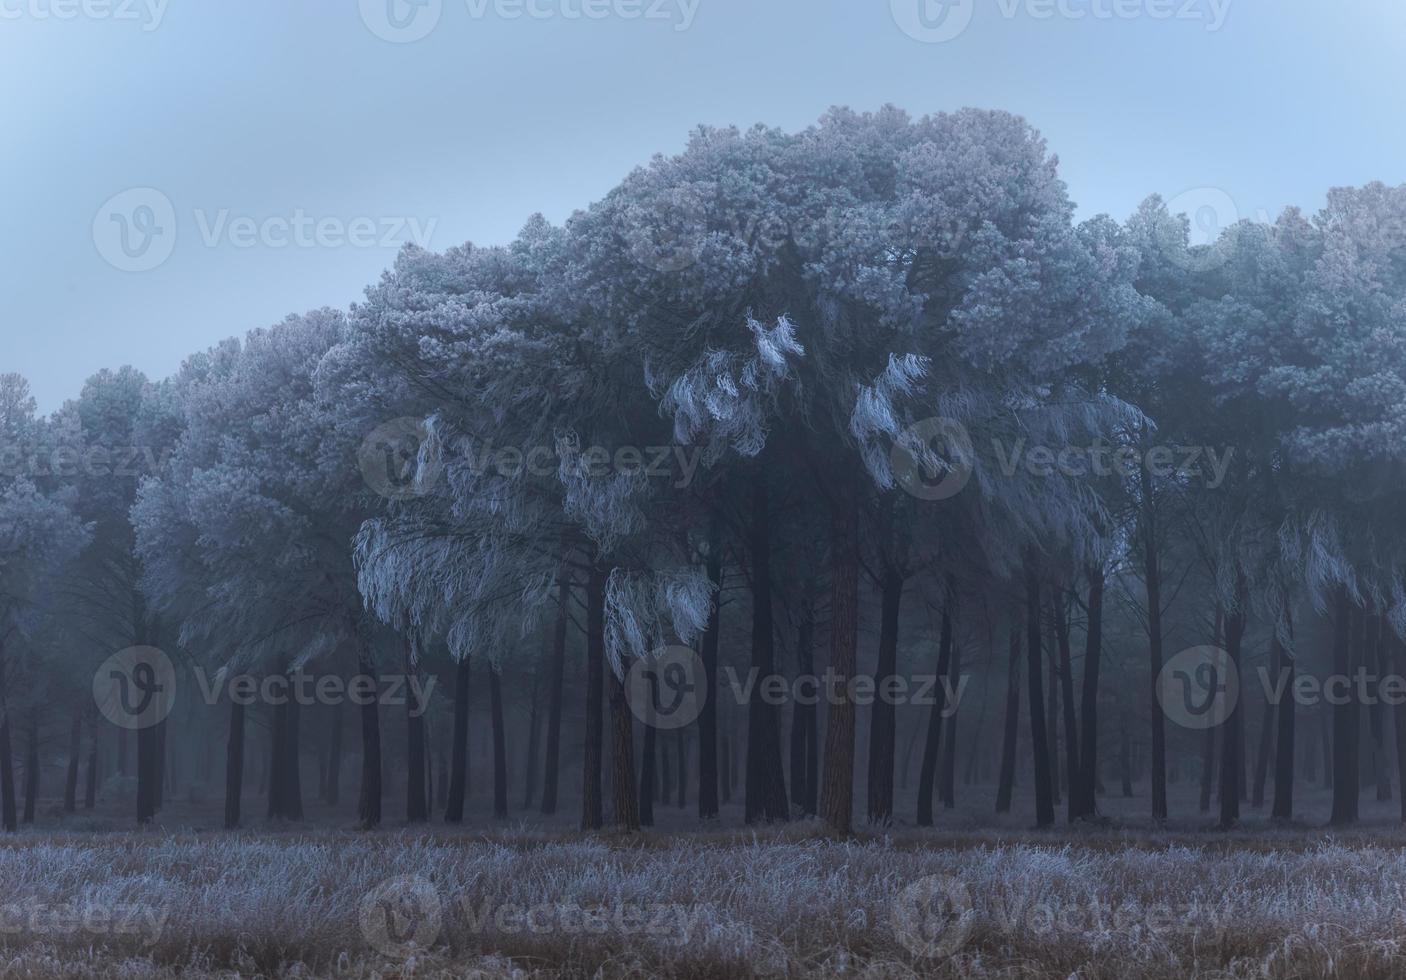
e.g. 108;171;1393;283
6;104;1406;975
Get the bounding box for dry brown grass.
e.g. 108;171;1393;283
0;823;1405;978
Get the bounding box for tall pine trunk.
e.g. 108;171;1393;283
1054;593;1081;822
1219;573;1248;828
1271;608;1296;821
639;708;657;827
406;655;429;823
698;518;723;819
357;645;383;829
489;665;509;819
1072;564;1105;820
790;598;818;817
64;713;81;813
445;657;470;823
22;712;38;825
917;593;955;826
1025;561;1054;827
745;473;789;823
581;565;606;830
325;701;342;807
224;699;245;829
522;671;542;810
540;573;569;816
995;628;1021;814
608;662;639;830
1330;585;1359;826
866;565;904;825
819;482;859;834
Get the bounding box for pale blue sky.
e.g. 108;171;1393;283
4;0;1404;410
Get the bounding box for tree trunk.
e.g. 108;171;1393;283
325;701;342;807
284;691;303;820
745;473;789;823
489;665;509;819
84;718;98;810
639;707;656;827
1219;572;1248;829
917;593;956;826
698;518;723;820
1073;564;1105;821
608;663;639;830
1271;608;1296;821
995;628;1021;814
1393;631;1406;823
790;598;818;817
866;565;904;825
1140;463;1167;823
1119;711;1134;797
522;670;542;811
720;735;732;805
357;646;383;829
64;714;81;813
137;722;157;824
1025;561;1054;827
1252;642;1277;809
224;699;245;829
819;483;859;834
445;657;470;823
1330;585;1359;826
581;564;606;831
1054;592;1081;823
676;729;688;807
940;637;963;810
406;656;429;823
540;574;570;816
22;712;38;825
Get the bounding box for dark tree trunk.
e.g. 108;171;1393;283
1252;642;1277;809
1330;585;1359;826
64;713;81;813
522;671;542;811
445;657;470;823
790;598;818;817
917;593;955;826
224;699;245;829
357;647;383;829
866;564;904;825
1047;644;1061;805
819;482;859;834
489;665;509;820
1140;463;1167;823
137;722;157;824
995;628;1021;814
22;712;38;824
676;730;688;807
581;565;606;831
1393;631;1406;823
939;644;962;809
284;692;303;820
1025;561;1054;827
1219;573;1248;829
720;735;732;805
639;710;656;827
1370;616;1392;802
0;700;14;833
698;518;723;820
84;719;98;810
541;574;570;816
267;698;287;820
1073;564;1105;821
406;657;429;823
325;701;342;807
607;663;639;830
661;732;673;805
745;473;789;823
1119;712;1134;797
1054;593;1081;822
1271;608;1296;821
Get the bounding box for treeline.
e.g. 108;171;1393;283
3;106;1406;834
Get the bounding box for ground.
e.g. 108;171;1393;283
5;782;1405;978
